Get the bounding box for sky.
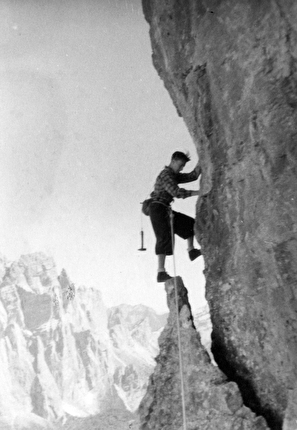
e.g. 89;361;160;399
0;0;206;314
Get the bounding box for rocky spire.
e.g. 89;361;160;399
138;277;268;430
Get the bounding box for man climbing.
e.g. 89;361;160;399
149;151;202;283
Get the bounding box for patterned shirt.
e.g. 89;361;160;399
151;166;198;205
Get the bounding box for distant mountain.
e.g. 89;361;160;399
193;304;213;359
0;252;213;429
107;304;167;412
0;252;166;430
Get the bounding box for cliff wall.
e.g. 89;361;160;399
142;1;297;428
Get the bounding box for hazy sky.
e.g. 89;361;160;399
0;0;206;313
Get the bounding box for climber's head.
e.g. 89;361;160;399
170;151;190;173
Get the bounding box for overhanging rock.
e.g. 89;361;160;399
142;1;297;427
138;277;268;430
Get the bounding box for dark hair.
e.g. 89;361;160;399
171;151;190;162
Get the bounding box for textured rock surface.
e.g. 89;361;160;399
142;1;297;428
138;277;268;430
283;381;297;430
0;252;165;429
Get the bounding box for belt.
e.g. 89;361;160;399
150;200;171;208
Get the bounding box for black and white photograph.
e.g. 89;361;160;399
0;1;296;429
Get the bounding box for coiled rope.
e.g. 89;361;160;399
169;209;187;430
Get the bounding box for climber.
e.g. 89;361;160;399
149;151;202;283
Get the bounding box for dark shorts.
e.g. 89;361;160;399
149;202;194;255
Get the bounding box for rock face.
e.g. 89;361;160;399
142;1;297;428
0;252;166;429
138;277;268;430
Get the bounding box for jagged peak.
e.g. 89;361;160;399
19;252;55;267
138;277;268;429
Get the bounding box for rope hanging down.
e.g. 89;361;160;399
169;209;187;430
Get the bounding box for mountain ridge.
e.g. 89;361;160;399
0;252;165;429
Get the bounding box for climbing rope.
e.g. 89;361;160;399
169;209;187;430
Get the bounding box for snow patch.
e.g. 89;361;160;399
62;401;90;417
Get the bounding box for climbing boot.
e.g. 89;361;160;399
157;271;172;283
188;249;202;261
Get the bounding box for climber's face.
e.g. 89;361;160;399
171;159;187;173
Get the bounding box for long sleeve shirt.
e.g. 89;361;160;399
150;166;198;205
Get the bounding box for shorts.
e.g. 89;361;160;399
149;202;194;255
